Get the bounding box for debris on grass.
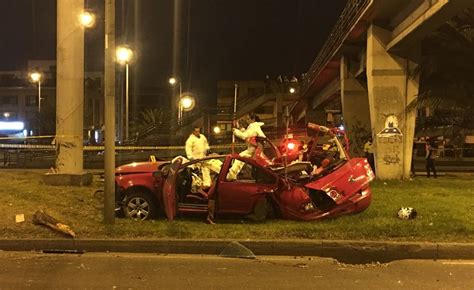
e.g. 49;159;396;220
32;209;76;238
15;214;25;223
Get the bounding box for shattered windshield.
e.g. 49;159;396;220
307;134;347;171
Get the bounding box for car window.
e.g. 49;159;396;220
308;136;347;165
262;140;278;160
180;157;225;193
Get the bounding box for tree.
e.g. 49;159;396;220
414;8;474;131
130;107;170;141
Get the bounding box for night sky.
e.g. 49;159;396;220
0;0;346;109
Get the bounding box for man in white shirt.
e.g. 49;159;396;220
185;127;210;161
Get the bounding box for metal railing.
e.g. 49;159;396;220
302;0;372;94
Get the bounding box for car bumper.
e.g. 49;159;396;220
291;187;372;221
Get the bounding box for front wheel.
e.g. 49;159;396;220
122;191;157;220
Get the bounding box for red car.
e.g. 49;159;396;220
115;124;374;221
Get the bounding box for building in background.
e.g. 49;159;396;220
0;60;104;144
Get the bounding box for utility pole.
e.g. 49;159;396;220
47;0;92;187
104;0;116;224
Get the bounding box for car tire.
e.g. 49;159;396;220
122;191;157;220
246;198;276;222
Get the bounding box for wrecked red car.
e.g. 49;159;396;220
115;124;374;221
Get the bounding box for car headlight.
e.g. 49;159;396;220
301;201;315;212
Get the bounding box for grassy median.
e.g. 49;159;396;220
0;169;472;242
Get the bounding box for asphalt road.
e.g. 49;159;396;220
0;252;473;289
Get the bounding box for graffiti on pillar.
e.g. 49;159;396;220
377;114;402;166
377;114;402;143
383;153;400;165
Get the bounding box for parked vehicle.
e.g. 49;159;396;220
115;123;374;221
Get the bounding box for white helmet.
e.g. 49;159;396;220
397;207;417;220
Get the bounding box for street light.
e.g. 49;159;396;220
168;77;183;125
289;87;296;94
29;71;43;112
79;11;96;28
180;95;195;111
176;94;195;125
213;125;221;134
116;45;133;140
168;77;177;86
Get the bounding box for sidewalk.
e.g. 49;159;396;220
0;238;473;264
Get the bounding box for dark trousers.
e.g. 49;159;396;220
426;158;437;178
366;153;375;175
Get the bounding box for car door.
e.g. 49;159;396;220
216;156;279;215
161;158;182;221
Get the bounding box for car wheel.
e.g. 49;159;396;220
123;191;157;220
246;198;276;222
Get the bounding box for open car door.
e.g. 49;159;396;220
162;158;182;221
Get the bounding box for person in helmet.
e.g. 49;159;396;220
226;113;266;181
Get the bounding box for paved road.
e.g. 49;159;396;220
0;251;472;289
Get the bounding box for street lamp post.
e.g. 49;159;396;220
29;72;42;112
168;77;182;125
116;46;133;140
179;94;195;125
79;11;96;28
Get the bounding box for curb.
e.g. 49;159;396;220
1;239;473;263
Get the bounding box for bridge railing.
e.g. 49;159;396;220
302;0;372;94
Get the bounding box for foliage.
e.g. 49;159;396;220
129;107;170;141
414;8;474;130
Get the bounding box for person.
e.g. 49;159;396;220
185;127;212;187
425;138;437;178
207;113;265;224
226;113;266;181
185;127;209;160
410;143;417;177
363;137;375;174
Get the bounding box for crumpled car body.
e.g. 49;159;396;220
115;124;374;221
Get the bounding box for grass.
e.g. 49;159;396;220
0;169;473;242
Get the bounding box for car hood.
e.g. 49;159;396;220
304;158;370;204
115;161;165;174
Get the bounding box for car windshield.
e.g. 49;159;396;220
307;134;347;170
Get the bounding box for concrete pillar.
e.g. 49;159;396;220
340;55;371;157
45;0;91;186
366;25;419;180
306;103;327;125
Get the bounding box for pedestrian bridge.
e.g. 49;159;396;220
294;0;473;179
